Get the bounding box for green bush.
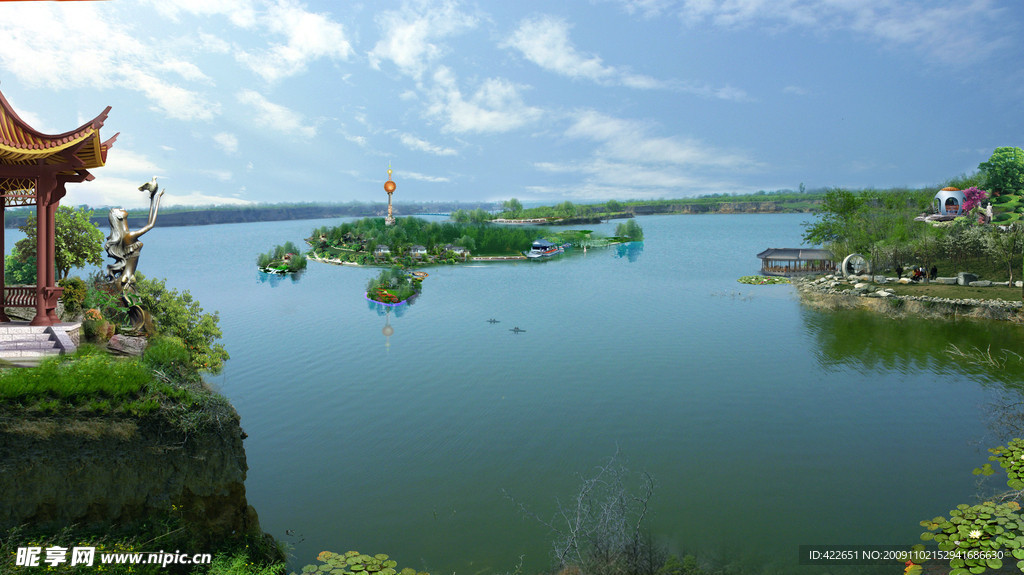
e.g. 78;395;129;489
993;194;1014;204
143;336;195;382
82;318;113;343
58;276;87;314
994;212;1013;222
134;275;229;374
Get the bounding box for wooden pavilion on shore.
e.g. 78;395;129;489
756;248;834;277
0;89;116;325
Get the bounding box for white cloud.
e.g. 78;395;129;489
72;174;254;208
400;133;458;156
202;169;234;181
346;135;369;147
0;3;221;120
368;0;478;80
429;67;543;134
213;133;240;154
146;0;258;28
401;171;450;183
503;15;665;89
236;90;317;138
162;191;254;207
533;109;759;199
566;110;758;169
235;0;354;82
504;15;753;100
504;16;616;83
664;0;1007;65
103;149;163;175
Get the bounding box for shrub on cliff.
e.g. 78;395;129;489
134;274;229;374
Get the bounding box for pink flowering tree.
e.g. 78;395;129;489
962;186;988;212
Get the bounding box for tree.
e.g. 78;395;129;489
502;198;523;217
978;146;1024;195
801;188;862;246
615;219;644;241
985;223;1024;286
605;199;623;213
12;205;105;280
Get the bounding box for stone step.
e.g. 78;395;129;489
1;340;59;350
0;348;61;359
0;333;55;342
0;325;49;335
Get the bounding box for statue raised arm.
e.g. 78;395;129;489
105;177;164;292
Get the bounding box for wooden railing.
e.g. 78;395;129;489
4;286;36;307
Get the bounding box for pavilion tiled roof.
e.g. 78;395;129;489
0;90;116;171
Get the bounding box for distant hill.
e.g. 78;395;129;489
3;202;498;229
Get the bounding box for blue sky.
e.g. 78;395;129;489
0;0;1021;209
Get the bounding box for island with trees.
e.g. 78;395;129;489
305;215;643;267
365;267;424;304
256;242;308;274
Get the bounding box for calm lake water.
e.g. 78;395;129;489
21;214;1024;573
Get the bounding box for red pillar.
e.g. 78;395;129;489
45;199;58;323
30;173;55;326
0;201;7;322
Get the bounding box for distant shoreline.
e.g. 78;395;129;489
3;197;820;229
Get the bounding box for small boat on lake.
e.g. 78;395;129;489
526;239;565;259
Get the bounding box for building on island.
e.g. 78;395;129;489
408;245;427;257
933;187;965;216
756;248;834;276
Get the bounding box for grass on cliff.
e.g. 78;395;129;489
1;522;285;575
0;338;233;434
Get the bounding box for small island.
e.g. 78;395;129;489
365;267;423;304
256;241;307;274
306;215;642;267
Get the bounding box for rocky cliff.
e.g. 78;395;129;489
0;407;262;545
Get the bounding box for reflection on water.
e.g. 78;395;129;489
256;270;304;286
801;306;1024;388
615;241;644;262
366;294;416;318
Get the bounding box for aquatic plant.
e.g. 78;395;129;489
292;550;427;575
737;275;790;285
912;439;1024;574
975;438;1024;490
917;501;1021;574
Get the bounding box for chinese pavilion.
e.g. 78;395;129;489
0;89;116;325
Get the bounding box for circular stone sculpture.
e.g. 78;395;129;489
841;253;870;278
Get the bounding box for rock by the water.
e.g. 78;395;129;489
108;334;148;356
969;280;993;287
957;272;979;286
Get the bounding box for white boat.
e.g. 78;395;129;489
526;239;564;258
